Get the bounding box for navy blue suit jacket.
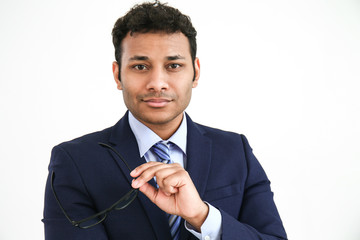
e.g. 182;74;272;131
43;112;287;239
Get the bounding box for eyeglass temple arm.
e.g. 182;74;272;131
98;142;133;172
52;171;115;227
50;171;80;225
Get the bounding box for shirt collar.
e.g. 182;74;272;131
128;112;187;157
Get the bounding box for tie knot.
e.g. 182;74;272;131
151;141;171;164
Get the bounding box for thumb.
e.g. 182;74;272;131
138;182;158;203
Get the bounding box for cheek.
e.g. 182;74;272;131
121;88;138;111
120;79;136;94
177;82;194;102
122;87;137;101
120;84;135;102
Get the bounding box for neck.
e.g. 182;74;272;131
139;113;184;140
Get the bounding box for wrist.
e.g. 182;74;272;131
185;202;209;232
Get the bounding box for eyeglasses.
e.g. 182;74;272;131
51;142;138;229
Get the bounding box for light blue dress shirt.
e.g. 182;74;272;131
128;112;221;240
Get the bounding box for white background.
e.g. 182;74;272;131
1;0;359;239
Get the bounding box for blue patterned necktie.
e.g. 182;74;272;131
151;141;181;240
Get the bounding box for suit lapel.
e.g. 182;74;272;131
107;112;172;240
185;114;212;199
179;114;212;240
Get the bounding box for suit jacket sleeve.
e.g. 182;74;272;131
218;135;287;240
42;145;109;240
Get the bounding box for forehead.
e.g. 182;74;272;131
121;32;191;60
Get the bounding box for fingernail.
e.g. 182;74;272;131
132;179;138;188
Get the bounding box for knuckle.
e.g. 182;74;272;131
172;163;182;168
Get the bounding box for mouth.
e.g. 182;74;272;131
142;98;172;108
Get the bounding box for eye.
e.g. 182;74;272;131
133;64;147;71
167;63;182;69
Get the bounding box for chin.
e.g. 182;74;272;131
140;111;182;125
145;115;174;125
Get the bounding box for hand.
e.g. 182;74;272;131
130;161;209;231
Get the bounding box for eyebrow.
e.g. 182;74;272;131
167;55;185;61
129;56;149;61
128;55;186;61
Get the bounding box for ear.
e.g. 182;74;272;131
112;61;122;90
192;57;200;88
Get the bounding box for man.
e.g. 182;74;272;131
43;2;287;240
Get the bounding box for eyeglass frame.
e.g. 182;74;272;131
50;142;139;229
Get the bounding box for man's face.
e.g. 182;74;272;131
113;32;200;130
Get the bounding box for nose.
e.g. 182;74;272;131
146;67;169;92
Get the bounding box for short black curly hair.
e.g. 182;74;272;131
112;1;197;65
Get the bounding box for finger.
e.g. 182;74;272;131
152;164;182;183
155;167;183;190
134;179;177;216
130;161;162;178
146;163;183;189
131;163;174;188
160;170;187;194
138;182;159;202
138;181;174;203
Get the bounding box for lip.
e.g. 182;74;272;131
142;98;172;108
